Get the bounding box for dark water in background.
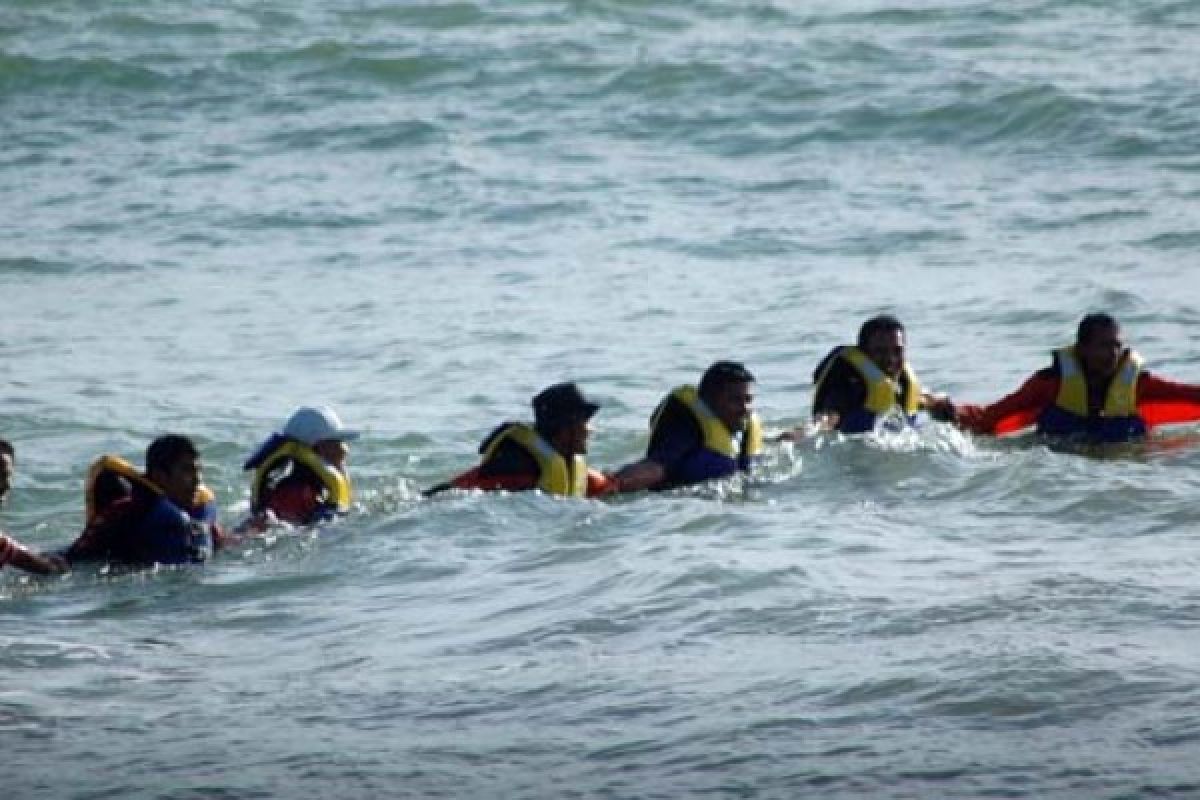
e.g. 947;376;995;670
4;1;1200;796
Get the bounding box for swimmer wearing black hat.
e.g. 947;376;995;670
426;382;615;497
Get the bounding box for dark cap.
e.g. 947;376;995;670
532;382;600;431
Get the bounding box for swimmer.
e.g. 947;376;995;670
65;435;226;566
611;361;762;492
939;313;1200;442
428;382;613;497
243;406;358;527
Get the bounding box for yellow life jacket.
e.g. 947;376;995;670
481;423;587;497
250;440;352;513
656;386;763;460
816;346;921;415
1052;346;1142;417
84;454;215;525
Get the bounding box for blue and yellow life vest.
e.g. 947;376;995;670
480;423;587;497
244;436;352;514
650;386;763;485
137;496;214;565
814;346;921;433
83;454;215;565
1037;347;1146;441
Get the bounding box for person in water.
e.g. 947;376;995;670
242;406;358;526
429;382;615;497
806;314;955;434
611;360;762;492
0;439;67;575
939;313;1200;442
65;434;226;566
807;314;952;434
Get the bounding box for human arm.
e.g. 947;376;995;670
586;469;620;497
776;413;839;442
1;532;67;575
921;391;956;422
1137;372;1200;427
608;401;703;492
608;459;666;493
949;372;1059;435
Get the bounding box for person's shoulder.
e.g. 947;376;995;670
1033;365;1058;381
817;348;862;383
140;495;190;529
813;345;844;375
655;395;701;435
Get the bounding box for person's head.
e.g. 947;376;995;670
533;383;600;457
145;434;201;508
857;315;906;379
698;361;756;432
1075;313;1124;380
283;406;359;471
0;439;14;506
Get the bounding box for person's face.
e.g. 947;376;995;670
314;439;350;471
711;381;755;431
558;418;591;457
864;328;906;379
0;452;13;506
156;454;201;508
1077;323;1123;380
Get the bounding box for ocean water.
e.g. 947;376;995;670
4;1;1200;796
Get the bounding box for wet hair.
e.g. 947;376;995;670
0;438;12;460
857;315;905;349
1076;313;1119;345
698;361;755;399
145;434;198;477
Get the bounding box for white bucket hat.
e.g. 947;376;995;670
282;406;360;446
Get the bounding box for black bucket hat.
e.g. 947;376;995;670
533;382;600;430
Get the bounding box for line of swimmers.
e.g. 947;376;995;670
4;311;1200;577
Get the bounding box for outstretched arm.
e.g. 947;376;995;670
0;532;66;575
947;373;1058;435
608;459;666;493
776;413;839;441
1137;373;1200;427
921;392;956;422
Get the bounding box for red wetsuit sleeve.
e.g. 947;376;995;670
954;373;1060;435
450;466;538;492
1137;373;1200;428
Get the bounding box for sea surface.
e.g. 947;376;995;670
4;1;1200;797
